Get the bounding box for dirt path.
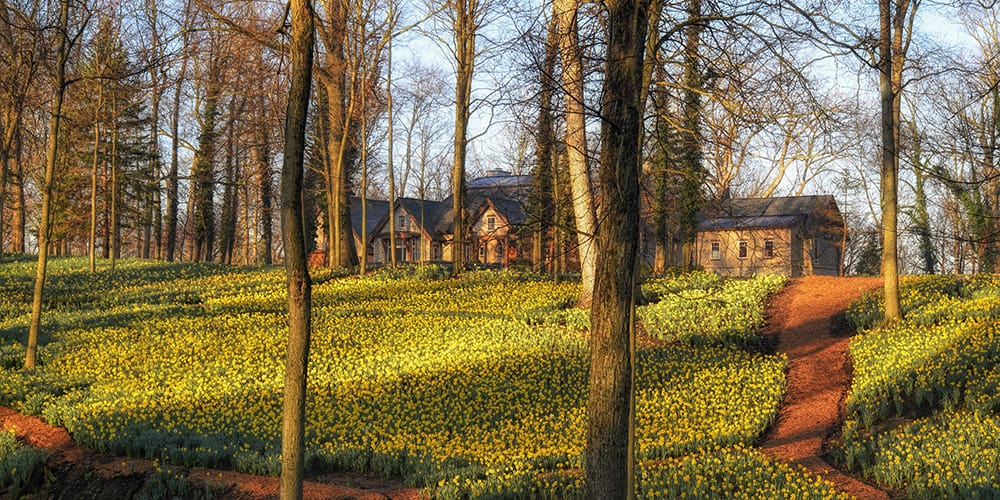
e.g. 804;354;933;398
760;275;889;500
0;407;421;499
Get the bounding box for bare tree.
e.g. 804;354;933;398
278;0;315;497
553;0;597;306
26;0;72;368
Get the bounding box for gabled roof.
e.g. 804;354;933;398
698;195;842;231
350;197;390;239
368;197;451;240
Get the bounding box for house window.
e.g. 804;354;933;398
710;241;721;260
738;240;748;259
764;239;774;259
398;214;407;231
486;215;496;232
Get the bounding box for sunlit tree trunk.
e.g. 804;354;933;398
586;0;648;495
90;86;103;273
451;0;475;275
110;96;120;272
554;0;597;306
26;0;69;369
278;0;315;496
879;0;901;320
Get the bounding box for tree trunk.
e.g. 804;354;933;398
26;0;69;369
534;15;557;275
386;4;397;268
586;0;648;496
256;97;274;265
879;0;901;320
554;0;597;306
12;131;25;253
678;0;703;271
278;0;314;497
220;98;240;265
192;68;222;263
110;96;120;271
90;87;103;272
451;0;475;275
165;12;190;262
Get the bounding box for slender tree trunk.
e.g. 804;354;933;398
386;1;397;268
0;137;6;255
879;0;901;320
26;0;69;369
678;0;703;271
278;0;314;497
110;96;120;271
220;99;239;265
12;131;25;253
451;0;474;275
360;69;370;272
257;99;274;265
534;15;557;274
554;0;597;306
165;17;190;262
586;0;648;495
90;87;103;273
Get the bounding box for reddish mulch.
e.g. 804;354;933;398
759;275;889;500
0;407;421;499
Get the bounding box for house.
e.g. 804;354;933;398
367;197;449;264
350;197;390;264
363;170;532;266
694;195;845;277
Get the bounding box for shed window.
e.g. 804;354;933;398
764;239;774;259
738;240;748;259
710;241;721;260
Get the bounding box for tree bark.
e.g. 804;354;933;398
191;66;222;262
90;86;103;273
278;0;315;496
554;0;597;306
165;6;190;262
26;0;69;369
879;0;901;320
586;0;648;496
256;94;274;265
110;96;120;271
386;1;397;268
678;0;703;272
451;0;475;275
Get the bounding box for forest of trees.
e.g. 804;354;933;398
0;0;998;278
4;0;1000;496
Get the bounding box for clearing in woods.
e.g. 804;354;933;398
2;274;889;499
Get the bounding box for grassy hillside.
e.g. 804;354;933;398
842;275;1000;498
0;258;841;497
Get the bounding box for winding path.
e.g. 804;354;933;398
759;275;889;500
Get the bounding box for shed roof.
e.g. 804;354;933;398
698;195;842;231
